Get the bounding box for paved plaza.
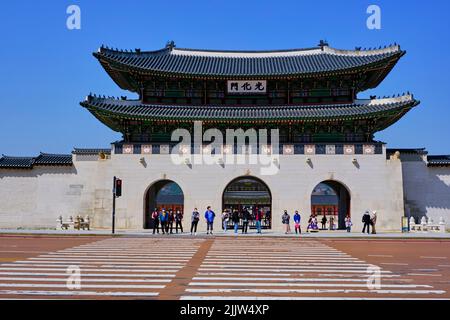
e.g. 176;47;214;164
0;235;448;300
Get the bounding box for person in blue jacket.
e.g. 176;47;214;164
204;206;216;235
159;209;168;235
293;210;301;234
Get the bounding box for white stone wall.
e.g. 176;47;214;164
108;150;404;232
402;159;450;227
0;150;407;232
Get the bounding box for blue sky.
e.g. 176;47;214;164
0;0;449;156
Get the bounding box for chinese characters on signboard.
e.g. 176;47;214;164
227;80;267;94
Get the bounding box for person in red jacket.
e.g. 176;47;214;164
151;208;159;234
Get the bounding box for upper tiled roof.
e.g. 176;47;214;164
427;155;450;167
95;43;403;78
81;94;419;125
0;153;73;169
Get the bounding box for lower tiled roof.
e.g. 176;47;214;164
0;153;73;169
81;94;419;123
0;156;35;169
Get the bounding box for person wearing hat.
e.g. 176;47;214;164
370;211;378;234
362;210;371;234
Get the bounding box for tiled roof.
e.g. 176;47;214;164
0;153;73;169
34;153;73;166
0;156;35;169
81;94;419;123
94;43;404;78
386;148;428;156
72;148;111;155
427;155;450;167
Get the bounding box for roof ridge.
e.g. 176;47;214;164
96;42;402;57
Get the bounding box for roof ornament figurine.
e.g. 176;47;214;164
318;40;329;50
166;40;176;50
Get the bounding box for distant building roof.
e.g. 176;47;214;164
0;152;72;169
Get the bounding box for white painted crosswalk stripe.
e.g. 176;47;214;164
189;282;431;288
0;283;166;289
180;296;450;301
0;272;175;278
192;277;411;282
185;288;446;295
0;277;171;283
0;290;160;297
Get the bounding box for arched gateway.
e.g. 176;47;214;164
222;176;272;229
144;180;184;229
311;180;350;230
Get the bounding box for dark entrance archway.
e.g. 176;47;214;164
311;180;350;230
144;180;184;229
222;176;272;229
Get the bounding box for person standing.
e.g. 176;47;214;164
362;210;371;234
282;210;291;234
242;208;250;234
167;210;175;234
221;209;229;233
159;209;168;235
329;216;334;231
175;210;183;233
190;208;200;235
345;214;352;233
321;215;327;230
232;209;240;234
255;209;263;234
204;206;215;235
371;211;377;234
293;211;301;234
151;208;159;234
